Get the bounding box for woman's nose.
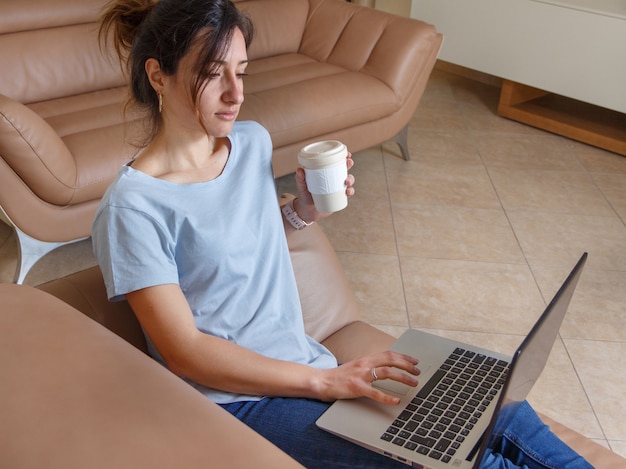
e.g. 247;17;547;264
224;75;244;104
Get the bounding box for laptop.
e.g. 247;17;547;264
317;253;587;469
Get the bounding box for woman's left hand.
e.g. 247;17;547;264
293;152;355;224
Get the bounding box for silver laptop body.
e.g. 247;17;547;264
316;253;587;469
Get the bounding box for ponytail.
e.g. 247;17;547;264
99;0;157;70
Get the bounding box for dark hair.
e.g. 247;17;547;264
100;0;253;142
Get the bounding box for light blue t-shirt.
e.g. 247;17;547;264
92;121;337;403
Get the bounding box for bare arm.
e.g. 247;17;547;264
126;283;420;404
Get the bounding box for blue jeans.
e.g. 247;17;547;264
220;398;592;469
481;401;592;469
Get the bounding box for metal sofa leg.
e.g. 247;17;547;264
1;207;87;284
9;226;87;284
12;228;70;284
390;124;410;160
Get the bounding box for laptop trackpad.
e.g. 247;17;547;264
373;365;431;396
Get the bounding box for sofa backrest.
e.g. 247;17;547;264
233;0;309;60
0;0;310;104
0;0;124;105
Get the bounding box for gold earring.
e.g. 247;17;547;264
158;92;163;113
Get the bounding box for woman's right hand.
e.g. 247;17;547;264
312;351;421;405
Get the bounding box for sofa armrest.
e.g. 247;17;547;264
0;284;303;469
0;94;76;205
301;0;443;98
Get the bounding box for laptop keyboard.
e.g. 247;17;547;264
380;347;509;464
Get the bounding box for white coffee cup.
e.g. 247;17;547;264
298;140;348;213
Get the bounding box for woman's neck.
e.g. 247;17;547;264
132;132;231;184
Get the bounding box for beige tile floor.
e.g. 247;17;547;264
2;67;625;458
280;68;626;458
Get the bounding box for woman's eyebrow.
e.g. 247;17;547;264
212;59;249;66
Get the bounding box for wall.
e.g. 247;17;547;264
374;0;411;17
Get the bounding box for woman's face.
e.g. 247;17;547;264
165;28;248;139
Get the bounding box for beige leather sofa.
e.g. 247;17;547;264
1;196;624;468
0;0;442;283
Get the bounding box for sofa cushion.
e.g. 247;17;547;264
242;54;344;92
37;265;147;353
240;59;398;147
283;205;362;341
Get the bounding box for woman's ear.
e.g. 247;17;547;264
145;58;164;92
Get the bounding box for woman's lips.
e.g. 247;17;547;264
216;110;238;121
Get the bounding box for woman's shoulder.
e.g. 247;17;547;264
99;166;162;210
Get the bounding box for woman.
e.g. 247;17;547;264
93;1;592;468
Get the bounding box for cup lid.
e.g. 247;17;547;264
298;141;347;168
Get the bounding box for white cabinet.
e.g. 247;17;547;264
410;0;626;114
411;0;626;155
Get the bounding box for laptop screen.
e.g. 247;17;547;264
473;253;587;468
